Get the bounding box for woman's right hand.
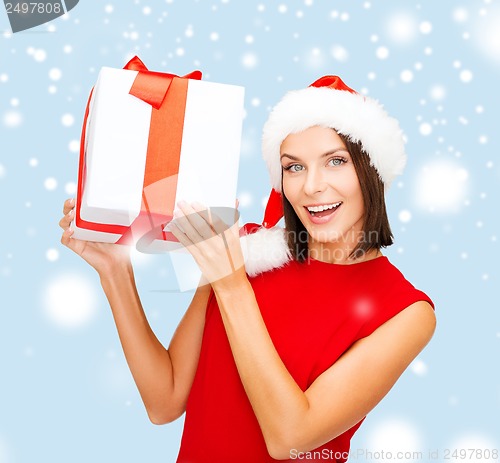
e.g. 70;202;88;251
59;198;132;276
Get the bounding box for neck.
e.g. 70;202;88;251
308;245;381;265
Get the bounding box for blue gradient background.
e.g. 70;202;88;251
0;1;499;462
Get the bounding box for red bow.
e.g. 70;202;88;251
75;57;202;242
124;56;202;109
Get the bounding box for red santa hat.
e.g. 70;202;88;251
240;75;407;277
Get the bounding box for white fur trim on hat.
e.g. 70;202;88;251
240;226;292;277
262;86;407;191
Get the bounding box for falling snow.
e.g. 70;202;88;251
419;122;433;136
400;69;414;83
3;110;23;128
459;69;473;83
331;44;348;62
385;12;418;44
452;7;468;23
68;140;80;152
242;52;258;69
61;113;74;127
44;177;57;190
398;210;412;223
367;418;423;456
65;182;77;195
49;68;62;81
473;6;500;65
43;274;98;328
376;46;389;59
1;2;498;461
414;160;469;213
410;358;428;376
46;248;59;262
26;47;47;61
430;84;446;100
419;21;433;34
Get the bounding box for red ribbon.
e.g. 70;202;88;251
75;56;202;244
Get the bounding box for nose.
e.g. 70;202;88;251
303;167;327;196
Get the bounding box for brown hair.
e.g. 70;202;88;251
282;131;394;263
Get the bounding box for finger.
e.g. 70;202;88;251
206;208;232;236
204;206;240;237
170;209;202;244
60;227;88;258
60;227;75;247
58;208;75;230
196;204;241;245
63;198;75;215
167;221;195;250
174;201;214;243
191;201;225;236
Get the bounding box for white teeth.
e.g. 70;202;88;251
307;202;342;213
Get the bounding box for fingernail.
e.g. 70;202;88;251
70;198;75;206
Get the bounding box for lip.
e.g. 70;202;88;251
304;203;342;225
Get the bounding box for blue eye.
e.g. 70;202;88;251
283;157;347;173
329;157;347;167
283;164;303;172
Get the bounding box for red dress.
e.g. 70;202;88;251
177;255;435;462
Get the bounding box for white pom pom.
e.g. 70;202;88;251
240;227;292;277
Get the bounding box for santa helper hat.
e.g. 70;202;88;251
240;75;407;277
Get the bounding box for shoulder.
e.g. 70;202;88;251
397;300;436;335
368;300;436;354
332;299;436;393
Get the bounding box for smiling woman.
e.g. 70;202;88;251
281;127;394;264
170;76;436;462
60;74;436;463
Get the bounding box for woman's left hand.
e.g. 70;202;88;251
166;199;247;290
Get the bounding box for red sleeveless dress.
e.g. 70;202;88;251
177;256;435;462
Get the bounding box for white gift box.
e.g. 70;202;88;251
72;60;245;257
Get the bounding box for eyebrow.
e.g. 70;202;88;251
280;148;349;162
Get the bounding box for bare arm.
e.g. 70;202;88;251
215;279;436;460
164;200;436;457
60;198;211;425
100;267;211;424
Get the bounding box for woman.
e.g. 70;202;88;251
59;75;436;462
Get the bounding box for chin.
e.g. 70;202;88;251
307;226;344;244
